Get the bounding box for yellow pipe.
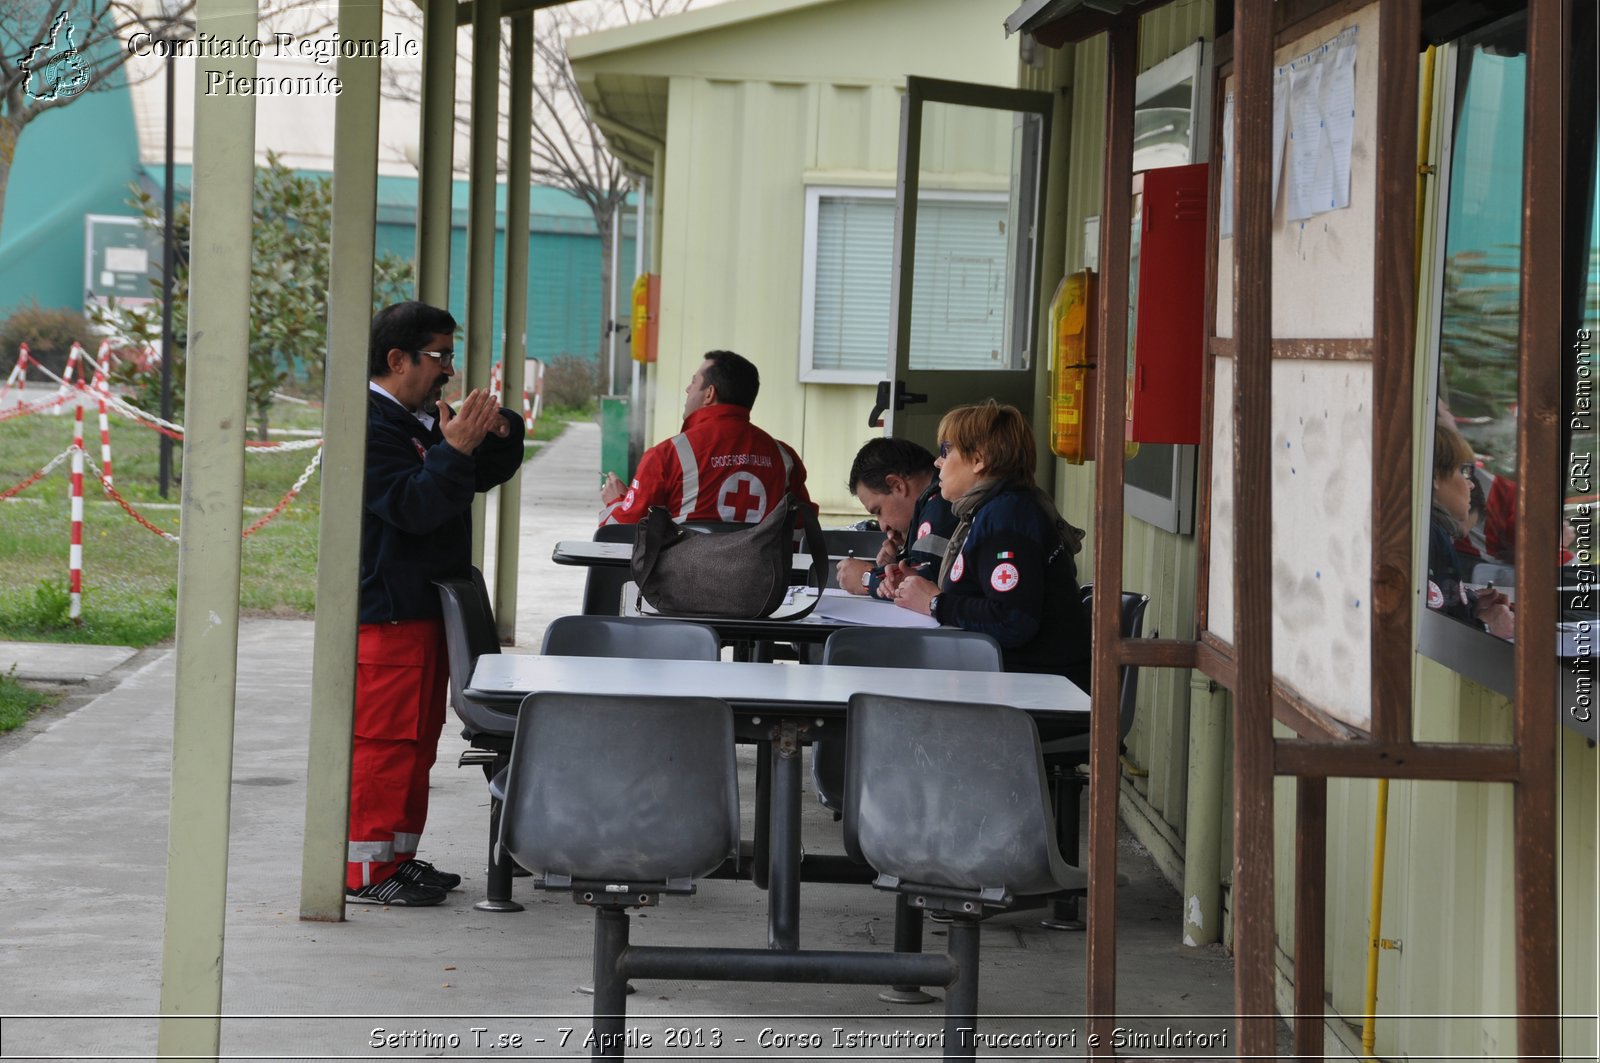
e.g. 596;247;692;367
1362;47;1438;1060
1360;778;1390;1058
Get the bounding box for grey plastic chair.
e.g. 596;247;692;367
581;523;637;615
1041;585;1150;760
1038;585;1149;929
436;570;527;911
542;614;721;662
499;691;738;1050
842;692;1081;1057
812;628;1002;815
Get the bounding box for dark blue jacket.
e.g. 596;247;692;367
933;483;1091;689
359;391;525;624
866;476;957;598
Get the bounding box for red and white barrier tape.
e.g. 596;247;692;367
20;356;321;451
0;447;73;501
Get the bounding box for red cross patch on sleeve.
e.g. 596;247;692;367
412;439;428;461
990;562;1020;592
951;554;965;582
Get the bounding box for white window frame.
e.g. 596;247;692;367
799;184;1009;385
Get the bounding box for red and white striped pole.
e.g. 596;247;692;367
95;382;113;488
69;403;85;623
491;358;503;401
95;339;114;391
0;343;28;405
52;343;83;414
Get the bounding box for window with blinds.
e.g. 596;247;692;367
799;186;1009;383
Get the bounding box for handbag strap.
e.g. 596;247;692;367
779;497;829;621
630;507;678;610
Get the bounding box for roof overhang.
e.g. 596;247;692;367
1004;0;1178;46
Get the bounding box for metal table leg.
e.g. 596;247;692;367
880;893;936;1004
767;720;802;951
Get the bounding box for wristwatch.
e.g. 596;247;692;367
927;593;941;619
861;570;873;589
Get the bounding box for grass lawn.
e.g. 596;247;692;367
0;396;579;647
0;670;59;735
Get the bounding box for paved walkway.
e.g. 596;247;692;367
0;419;1242;1060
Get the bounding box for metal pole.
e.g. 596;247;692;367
154;0;257;1052
465;0;501;567
298;0;383;924
158;47;176;499
493;11;532;645
607;206;620;395
415;0;457;305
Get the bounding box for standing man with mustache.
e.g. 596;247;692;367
348;301;525;906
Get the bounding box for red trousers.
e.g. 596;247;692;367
347;619;449;890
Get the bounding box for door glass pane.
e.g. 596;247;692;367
910;101;1042;372
1427;15;1525;643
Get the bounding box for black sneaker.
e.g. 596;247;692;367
394;858;462;892
346;875;446;907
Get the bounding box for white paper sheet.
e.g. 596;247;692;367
815;588;939;629
1285;26;1359;220
1325;29;1359;209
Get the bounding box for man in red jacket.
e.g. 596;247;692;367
599;349;813;525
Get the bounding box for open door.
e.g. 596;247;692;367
875;77;1052;465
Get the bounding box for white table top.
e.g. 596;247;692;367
468;654;1090;717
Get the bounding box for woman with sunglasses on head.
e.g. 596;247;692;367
888;399;1092;691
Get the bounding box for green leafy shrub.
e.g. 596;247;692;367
0;302;93;376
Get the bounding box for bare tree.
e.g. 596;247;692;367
0;0;331;238
384;0;697;385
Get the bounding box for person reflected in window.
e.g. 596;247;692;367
890;400;1091;690
1428;422;1514;639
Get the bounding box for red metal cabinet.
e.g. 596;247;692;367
1126;162;1208;445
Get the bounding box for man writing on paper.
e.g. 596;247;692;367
835;437;957;600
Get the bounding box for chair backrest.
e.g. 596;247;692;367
582;523;637;615
1078;585;1151;743
499;691;739;882
842;692;1071;898
821;627;1004;672
436;569;519;736
816;628;1001;817
542;614;721;661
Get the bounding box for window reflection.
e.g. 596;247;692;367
1427;14;1525;642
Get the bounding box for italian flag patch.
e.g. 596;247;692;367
996;551;1015;559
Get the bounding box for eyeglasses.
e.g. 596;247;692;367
1459;463;1476;479
413;348;456;370
938;440;955;459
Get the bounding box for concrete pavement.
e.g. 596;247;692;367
0;418;1245;1060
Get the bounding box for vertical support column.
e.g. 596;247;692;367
1181;674;1225;947
466;0;502;567
1293;777;1327;1056
1230;2;1277;1058
1512;1;1566;1056
299;0;383;923
415;0;457;306
154;0;257;1054
493;11;533;645
1369;0;1420;745
1086;17;1136;1054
